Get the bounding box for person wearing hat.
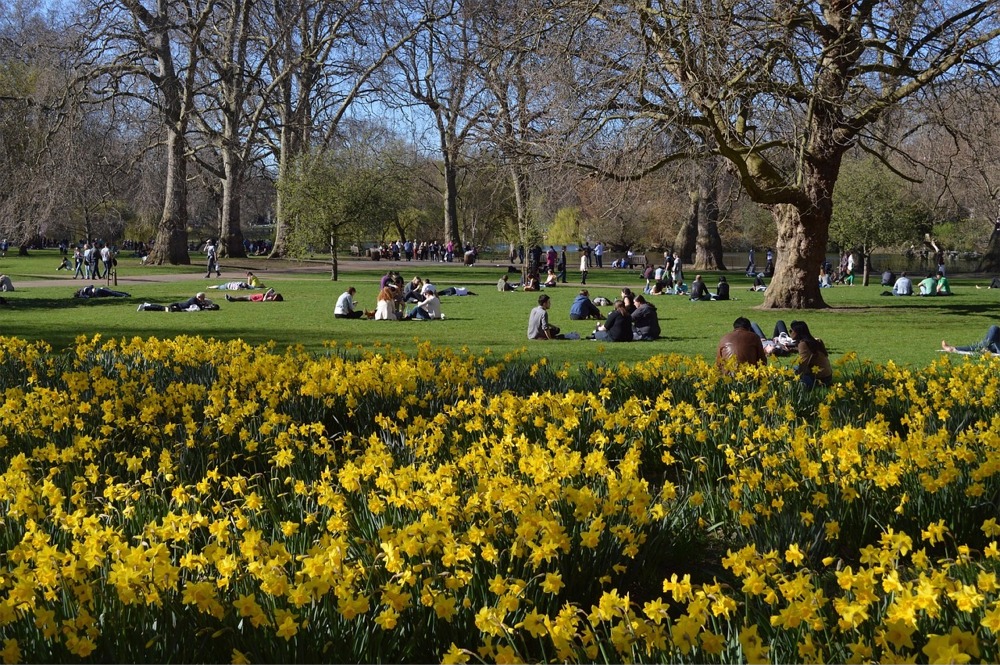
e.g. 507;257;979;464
137;292;217;312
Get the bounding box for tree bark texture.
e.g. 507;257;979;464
762;204;829;309
146;125;190;265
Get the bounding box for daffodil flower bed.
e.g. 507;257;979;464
0;335;999;663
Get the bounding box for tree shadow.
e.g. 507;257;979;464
1;295;136;311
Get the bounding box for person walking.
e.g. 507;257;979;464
205;239;221;278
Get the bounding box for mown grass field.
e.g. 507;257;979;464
0;249;994;366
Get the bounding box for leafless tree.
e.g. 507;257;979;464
78;0;219;264
551;0;1000;308
387;0;484;249
265;0;447;258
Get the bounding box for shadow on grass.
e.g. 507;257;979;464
1;295;137;311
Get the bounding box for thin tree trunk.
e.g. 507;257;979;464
511;167;531;281
442;149;462;247
329;231;339;281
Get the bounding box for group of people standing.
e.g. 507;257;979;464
68;242;116;280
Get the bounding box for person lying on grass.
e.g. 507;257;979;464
137;292;219;312
942;326;1000;355
74;285;131;298
207;271;263;290
225;288;282;302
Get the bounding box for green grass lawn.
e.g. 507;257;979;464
0;249;994;367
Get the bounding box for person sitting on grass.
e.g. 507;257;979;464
716;317;767;369
225;288;283;302
402;276;424;303
498;274;517;292
935;271;952;295
569;289;602;320
918;273;938;295
334;287;365;319
789;320;833;389
712;276;730;300
592;300;634;342
942;326;1000;355
523;272;540;292
137;292;218;312
689;275;711;301
404;286;443;320
75;285;131;298
374;286;398;320
630;295;660;341
527;294;561;340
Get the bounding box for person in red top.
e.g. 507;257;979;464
225;288;283;302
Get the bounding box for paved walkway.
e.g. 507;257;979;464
9;257;630;290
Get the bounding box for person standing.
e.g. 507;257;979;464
73;245;85;279
100;243;114;278
746;247;755;273
558;246;568;283
205;239;221;278
594;241;604;268
845;252;855;286
579;248;590;285
671;254;683;286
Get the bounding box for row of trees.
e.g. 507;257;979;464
2;0;1000;307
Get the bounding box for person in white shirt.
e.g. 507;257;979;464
405;286;443;319
100;244;114;276
334;287;363;319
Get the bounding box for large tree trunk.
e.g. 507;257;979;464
762;203;829;308
219;153;246;258
146;126;190;265
675;191;698;262
977;228;1000;274
694;178;726;270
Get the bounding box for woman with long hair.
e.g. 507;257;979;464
789;320;833;388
